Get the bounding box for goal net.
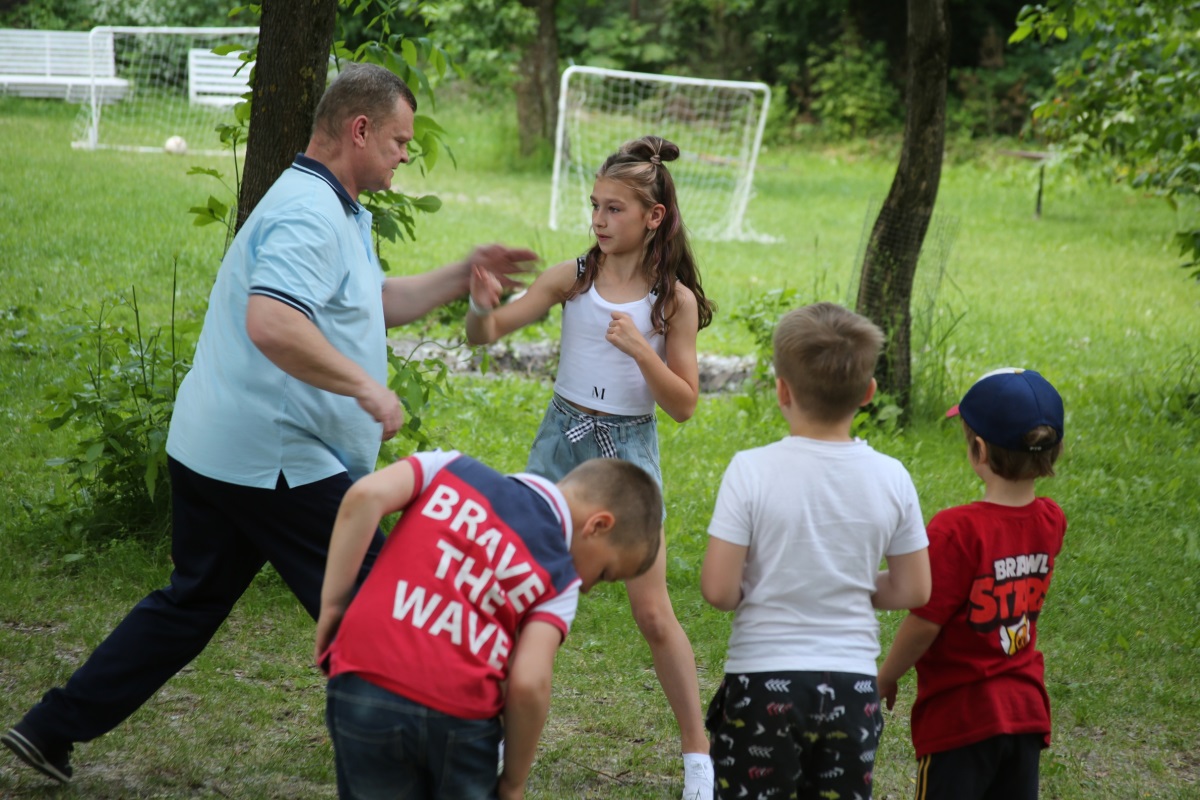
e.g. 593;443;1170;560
550;66;772;242
72;26;260;155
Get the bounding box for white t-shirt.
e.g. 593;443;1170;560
708;436;928;676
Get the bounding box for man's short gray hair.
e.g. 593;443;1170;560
312;63;417;140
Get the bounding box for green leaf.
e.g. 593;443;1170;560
374;214;402;244
190;213;221;227
421;135;439;171
411;194;442;213
1009;25;1033;45
401;38;418;66
405;379;424;413
413;115;447;136
1054;26;1069;40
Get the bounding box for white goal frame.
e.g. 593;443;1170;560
550;65;771;242
73;26;260;155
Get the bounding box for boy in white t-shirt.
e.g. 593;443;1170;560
700;302;932;800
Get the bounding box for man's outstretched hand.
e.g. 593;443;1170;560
468;244;538;290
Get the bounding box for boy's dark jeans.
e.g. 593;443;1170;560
326;673;502;800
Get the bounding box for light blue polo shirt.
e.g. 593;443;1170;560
167;155;387;488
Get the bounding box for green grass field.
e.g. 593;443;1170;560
1;93;1198;799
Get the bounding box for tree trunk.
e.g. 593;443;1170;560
236;0;339;232
515;0;559;158
855;0;949;409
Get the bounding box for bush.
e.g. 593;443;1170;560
947;30;1058;140
806;17;900;139
39;277;196;541
0;0;243;29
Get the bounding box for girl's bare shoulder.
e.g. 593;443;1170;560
668;280;698;309
528;258;584;302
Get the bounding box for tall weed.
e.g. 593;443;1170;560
39;272;196;546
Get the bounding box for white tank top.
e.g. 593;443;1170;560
553;261;667;415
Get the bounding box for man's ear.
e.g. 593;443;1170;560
860;377;877;406
581;509;615;538
349;114;370;148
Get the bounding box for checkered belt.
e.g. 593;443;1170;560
560;403;654;459
564;416;620;458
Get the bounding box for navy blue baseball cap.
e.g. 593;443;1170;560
946;368;1064;452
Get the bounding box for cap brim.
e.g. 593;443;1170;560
945;403;961;419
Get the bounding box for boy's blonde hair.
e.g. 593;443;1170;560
772;302;885;423
559;459;662;575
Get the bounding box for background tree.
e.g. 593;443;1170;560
515;0;559;157
236;0;338;232
855;0;950;409
1012;0;1200;278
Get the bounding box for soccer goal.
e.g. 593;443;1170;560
72;26;260;155
549;66;772;242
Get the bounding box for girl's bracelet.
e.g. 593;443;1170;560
468;295;494;317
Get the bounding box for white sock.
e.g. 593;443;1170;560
683;751;712;770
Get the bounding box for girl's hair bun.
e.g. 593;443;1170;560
623;135;679;165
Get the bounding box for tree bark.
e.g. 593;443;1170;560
855;0;949;409
515;0;559;158
236;0;339;232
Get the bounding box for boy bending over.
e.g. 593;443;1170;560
315;451;662;800
701;302;931;800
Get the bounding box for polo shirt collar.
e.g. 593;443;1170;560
291;153;360;213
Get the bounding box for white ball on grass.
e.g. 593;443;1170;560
164;136;188;155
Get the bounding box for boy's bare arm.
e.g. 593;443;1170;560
498;620;562;800
872;548;932;611
314;460;418;665
878;613;942;710
701;538;748;611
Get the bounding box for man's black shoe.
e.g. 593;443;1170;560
2;723;73;784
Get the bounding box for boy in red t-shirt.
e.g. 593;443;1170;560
878;368;1066;800
315;451;662;800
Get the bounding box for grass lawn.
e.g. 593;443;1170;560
1;93;1198;799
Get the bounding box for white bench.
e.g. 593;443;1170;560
187;49;252;106
0;28;128;102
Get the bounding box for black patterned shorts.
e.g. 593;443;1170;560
705;670;884;800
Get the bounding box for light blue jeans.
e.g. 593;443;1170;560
528;398;662;484
326;673;502;800
526;395;663;492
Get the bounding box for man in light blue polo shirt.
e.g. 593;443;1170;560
4;63;534;785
